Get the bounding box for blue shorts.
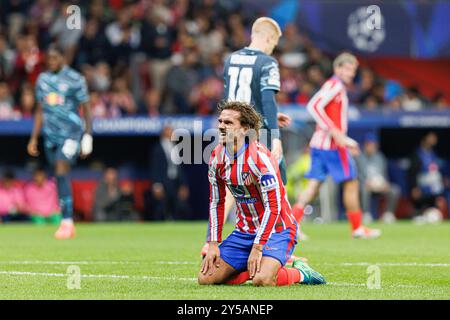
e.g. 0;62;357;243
305;148;357;183
44;138;80;166
219;227;297;272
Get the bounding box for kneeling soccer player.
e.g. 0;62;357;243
198;101;325;286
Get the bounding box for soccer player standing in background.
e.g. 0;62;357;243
202;17;292;256
199;101;324;286
27;45;92;239
292;53;381;239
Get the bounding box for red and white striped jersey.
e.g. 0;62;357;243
207;141;296;245
306;76;348;150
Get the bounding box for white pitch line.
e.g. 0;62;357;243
0;270;431;288
0;261;141;265
0;270;196;282
335;262;450;267
1;260;449;268
154;261;198;265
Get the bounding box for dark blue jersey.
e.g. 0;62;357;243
35;66;89;144
223;47;280;130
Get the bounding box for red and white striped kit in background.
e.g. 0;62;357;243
307;76;348;150
207;141;296;245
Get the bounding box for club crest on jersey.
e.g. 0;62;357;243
45;92;65;106
260;173;277;192
242;172;253;185
58;83;69;92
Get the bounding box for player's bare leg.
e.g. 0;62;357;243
291;179;322;242
252;256;325;286
198;256;239;285
343;179;381;239
293;179;322;222
54;159;75;239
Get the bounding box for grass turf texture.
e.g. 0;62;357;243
0;222;449;299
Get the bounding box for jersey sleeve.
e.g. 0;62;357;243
35;75;45;103
222;57;230;100
207;149;226;243
306;80;343;131
260;58;280;92
248;149;281;245
75;76;89;105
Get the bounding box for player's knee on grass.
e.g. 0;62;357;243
252;273;277;287
198;272;226;285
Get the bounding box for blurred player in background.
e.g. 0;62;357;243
292;53;381;239
202;17;292;256
199;101;324;286
27;44;92;239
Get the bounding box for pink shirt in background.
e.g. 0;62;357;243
24;180;60;217
0;185;26;215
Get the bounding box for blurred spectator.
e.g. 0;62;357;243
24;168;61;225
104;5;141;65
354;67;375;103
306;64;325;90
0;169;27;222
190;75;223;115
295;81;315;104
383;80;403;103
0;81;20;119
90;91;111;119
195;17;225;62
280;66;300;102
12;34;44;90
86;62;112;93
387;96;402;110
144;126;191;220
93;168;139;221
74;18;108;68
432;93;448;110
278;23;305;54
305;47;332;76
141;5;176;91
17;86;36;118
225;13;248;52
0;33;16;80
139;88;162;116
163;49;199;114
408;132;446;217
402;87;424;111
363;95;383;111
110;76;137;115
359;133;400;222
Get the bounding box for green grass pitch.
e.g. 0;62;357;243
0;221;449;299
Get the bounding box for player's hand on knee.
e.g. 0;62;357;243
27;138;39;157
247;245;263;279
201;242;220;275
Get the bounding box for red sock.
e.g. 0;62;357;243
347;210;362;231
226;271;250;285
292;203;305;223
276;267;301;286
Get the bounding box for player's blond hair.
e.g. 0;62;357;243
333;52;359;69
251;17;282;38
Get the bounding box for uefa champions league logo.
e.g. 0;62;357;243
347;5;385;52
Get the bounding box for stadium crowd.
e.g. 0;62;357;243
0;0;448;121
